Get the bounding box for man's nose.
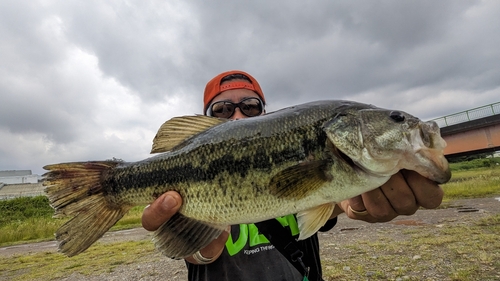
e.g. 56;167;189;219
230;108;246;120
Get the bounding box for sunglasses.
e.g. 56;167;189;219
207;97;264;119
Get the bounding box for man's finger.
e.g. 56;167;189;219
347;195;366;212
379;172;417;215
401;170;443;209
360;189;396;222
142;191;182;231
341;196;377;223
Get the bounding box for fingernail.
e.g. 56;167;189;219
162;195;177;209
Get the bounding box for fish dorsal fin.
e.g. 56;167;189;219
151;115;227;154
296;203;335;240
269;159;332;199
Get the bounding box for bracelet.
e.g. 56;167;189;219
192;251;214;264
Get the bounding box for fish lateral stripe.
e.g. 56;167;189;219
103;125;329;196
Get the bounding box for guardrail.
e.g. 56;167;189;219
432;102;500;127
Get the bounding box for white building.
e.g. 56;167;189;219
0;170;43;200
0;170;39;184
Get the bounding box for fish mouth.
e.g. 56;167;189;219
415;148;451;184
413;121;452;184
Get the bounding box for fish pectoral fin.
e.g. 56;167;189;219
151;115;228;153
296;202;336;240
153;213;227;259
269;159;332;199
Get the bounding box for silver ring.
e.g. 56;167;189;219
192;251;213;264
348;205;369;216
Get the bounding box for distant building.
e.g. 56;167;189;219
0;170;39;184
0;170;43;200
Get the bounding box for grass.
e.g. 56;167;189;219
111;205;145;230
0;240;160;281
321;214;500;280
449;157;500;171
0;196;145;247
442;167;500;201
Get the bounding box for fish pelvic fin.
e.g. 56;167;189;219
153;213;227;259
43;161;131;257
297;202;336;240
151;115;227;153
269;159;332;199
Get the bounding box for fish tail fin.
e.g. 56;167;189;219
43;161;131;257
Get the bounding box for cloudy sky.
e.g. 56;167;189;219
1;0;499;175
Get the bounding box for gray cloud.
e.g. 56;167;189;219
0;0;499;175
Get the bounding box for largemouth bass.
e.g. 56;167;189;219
43;100;451;258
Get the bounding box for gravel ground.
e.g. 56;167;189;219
1;197;499;280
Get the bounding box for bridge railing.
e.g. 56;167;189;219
433;101;500;127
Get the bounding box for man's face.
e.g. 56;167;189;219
209;80;264;120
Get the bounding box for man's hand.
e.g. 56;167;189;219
142;191;229;264
336;170;444;223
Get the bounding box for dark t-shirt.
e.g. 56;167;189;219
186;214;336;281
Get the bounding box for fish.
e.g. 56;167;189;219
43;100;451;259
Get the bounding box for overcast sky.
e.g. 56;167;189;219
1;0;499;175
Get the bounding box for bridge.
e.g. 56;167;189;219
432;102;500;158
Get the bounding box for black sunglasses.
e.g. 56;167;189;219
207;97;264;118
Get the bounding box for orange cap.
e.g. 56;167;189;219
203;70;265;113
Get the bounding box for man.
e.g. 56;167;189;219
142;70;444;280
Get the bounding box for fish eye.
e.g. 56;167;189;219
389;111;405;122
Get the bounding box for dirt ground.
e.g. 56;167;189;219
1;197;499;280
